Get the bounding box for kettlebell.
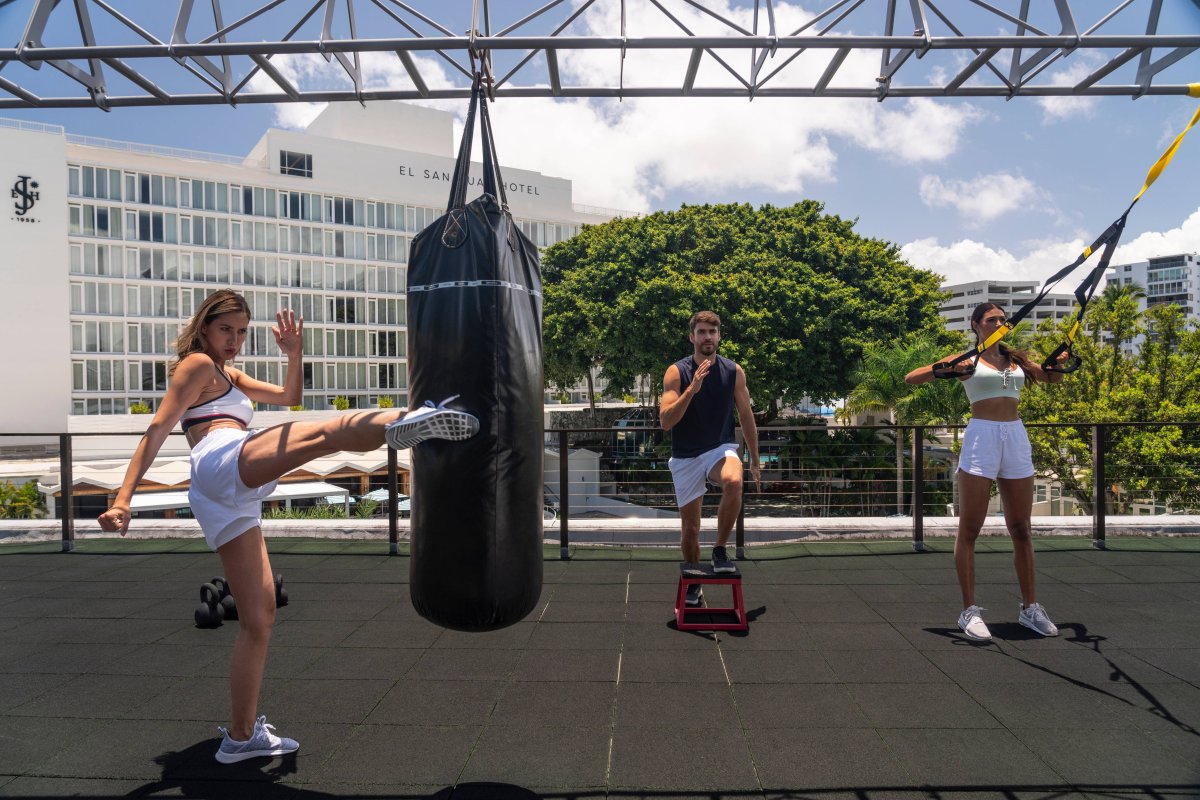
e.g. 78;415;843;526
195;582;225;628
212;576;238;620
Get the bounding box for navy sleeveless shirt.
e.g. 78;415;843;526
671;354;737;458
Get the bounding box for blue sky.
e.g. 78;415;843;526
3;1;1199;287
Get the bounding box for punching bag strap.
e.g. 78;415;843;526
477;76;518;250
477;85;509;212
442;73;483;248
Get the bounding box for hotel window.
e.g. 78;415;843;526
373;330;404;357
75;321;124;354
129;361;168;392
72;281;125;315
280;150;313;178
74;358;125;391
70;204;123;239
376;363;400;389
302;326;324;354
282;191;322;222
126;322;175;355
244;326;275;357
180;215;229;248
368;201;406;232
125;172;177;207
126;286;178;319
127;248;178;281
180;179;227;212
69;166;123;201
369;297;404;326
70;243;121;276
243;185;277;217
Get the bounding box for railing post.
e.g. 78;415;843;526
1092;423;1107;550
387;446;399;556
912;425;925;552
736;427;746;559
59;434;74;553
558;429;569;560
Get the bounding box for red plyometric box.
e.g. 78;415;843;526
675;562;748;631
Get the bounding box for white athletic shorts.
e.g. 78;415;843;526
189;428;278;551
959;418;1035;481
668;442;741;507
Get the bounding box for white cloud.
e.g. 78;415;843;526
249;1;985;211
1113;207;1200;264
900;235;1082;286
918;172;1040;223
901;206;1200;287
1034;55;1103;123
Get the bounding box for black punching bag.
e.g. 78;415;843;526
406;75;544;631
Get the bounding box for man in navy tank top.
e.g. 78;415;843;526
660;311;760;606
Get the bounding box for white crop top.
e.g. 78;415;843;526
180;369;253;432
962;358;1024;404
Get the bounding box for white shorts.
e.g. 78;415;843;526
668;443;741;507
188;428;278;551
959;418;1035;481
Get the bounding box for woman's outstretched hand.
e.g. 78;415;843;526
273;309;304;359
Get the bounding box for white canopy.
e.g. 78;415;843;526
128;481;350;512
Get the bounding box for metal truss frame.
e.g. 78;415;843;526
0;0;1197;109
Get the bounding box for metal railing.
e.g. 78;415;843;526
2;421;1198;555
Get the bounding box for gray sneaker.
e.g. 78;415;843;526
215;716;299;764
1018;602;1059;637
385;395;479;450
711;545;736;573
957;605;992;641
684;584;704;607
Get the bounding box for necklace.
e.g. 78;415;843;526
1000;365;1013;390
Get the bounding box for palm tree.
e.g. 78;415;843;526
899;365;971;514
1100;280;1147;307
845;334;946;515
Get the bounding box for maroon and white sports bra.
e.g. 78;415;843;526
180;369;253;432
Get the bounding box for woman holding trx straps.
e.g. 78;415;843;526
906;302;1066;642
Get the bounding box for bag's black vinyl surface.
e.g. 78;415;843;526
406;77;544;631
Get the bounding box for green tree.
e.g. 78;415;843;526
1020;300;1200;513
0;480;45;519
845;333;952;514
541;202;948;421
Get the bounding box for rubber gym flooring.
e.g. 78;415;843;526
1;536;1199;799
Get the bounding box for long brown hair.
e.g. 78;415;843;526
170;289;251;376
970;302;1040;383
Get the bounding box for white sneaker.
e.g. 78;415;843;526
1018;602;1059;637
215;716;298;764
385;395;479;450
957;605;992;641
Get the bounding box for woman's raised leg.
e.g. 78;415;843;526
237;410;403;489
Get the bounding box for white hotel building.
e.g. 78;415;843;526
1;101;615;436
938;279;1076;335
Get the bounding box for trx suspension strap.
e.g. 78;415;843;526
934;83;1200;379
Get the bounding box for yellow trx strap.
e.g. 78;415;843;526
933;84;1200;379
1131;84;1200;206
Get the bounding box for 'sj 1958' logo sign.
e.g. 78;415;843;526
12;175;40;217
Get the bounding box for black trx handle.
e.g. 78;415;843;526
1041;342;1082;374
932;354;978;379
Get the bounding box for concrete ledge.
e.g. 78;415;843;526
2;514;1197;545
